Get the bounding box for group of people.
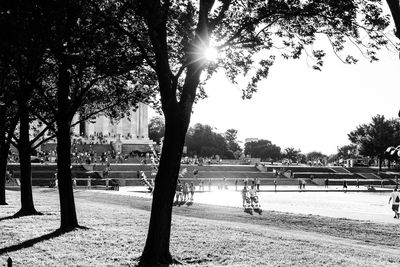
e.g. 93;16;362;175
241;185;262;214
175;181;195;203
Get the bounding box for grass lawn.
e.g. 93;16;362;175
1;188;400;266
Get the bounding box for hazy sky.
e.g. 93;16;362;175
151;41;400;156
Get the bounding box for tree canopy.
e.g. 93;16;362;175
185;123;234;158
149;116;165;144
244;139;281;161
348;114;400;169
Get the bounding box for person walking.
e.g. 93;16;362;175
389;188;400;218
356;178;359;188
273;179;277;192
235;179;238;191
324;178;329;189
343;180;348;191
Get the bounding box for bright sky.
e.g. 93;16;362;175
151;41;400;156
192;46;400;155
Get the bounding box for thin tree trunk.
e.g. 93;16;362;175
56;117;79;230
15;104;40;216
0;107;8;205
0;142;10;205
139;111;189;265
56;61;80;230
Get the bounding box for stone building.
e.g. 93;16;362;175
72;103;155;153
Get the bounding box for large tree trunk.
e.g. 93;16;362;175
56;118;79;230
15;104;40;216
139;1;211;265
140;110;189;265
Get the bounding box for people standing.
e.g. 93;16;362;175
356;178;359;188
183;182;189;201
241;186;249;206
389;188;400;219
208;178;211;191
235;179;238;191
256;178;260;191
343;180;348;191
175;182;183;203
273;179;277;192
324;178;329;189
244;177;249;187
189;182;195;201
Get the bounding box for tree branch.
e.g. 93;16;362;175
31;134;56;151
31;110;57;132
209;0;231;30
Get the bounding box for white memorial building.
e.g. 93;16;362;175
71;103;155;153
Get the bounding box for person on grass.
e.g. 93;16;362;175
389;187;400;219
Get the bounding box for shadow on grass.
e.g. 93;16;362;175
0;210;44;222
0;215;17;222
0;226;88;256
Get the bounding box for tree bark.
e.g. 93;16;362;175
0;107;8;205
15;104;40;216
140;108;189;265
0;141;10;205
56;62;80;230
56;117;79;230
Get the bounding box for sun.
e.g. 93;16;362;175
204;47;218;61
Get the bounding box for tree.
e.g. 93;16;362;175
63;0;393;264
348;115;400;170
0;61;19;205
225;128;242;158
1;0;148;227
244;139;281;161
337;144;358;159
148;116;165;144
0;0;50;215
283;147;301;163
185;123;231;158
35;0;149;230
306;151;327;164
